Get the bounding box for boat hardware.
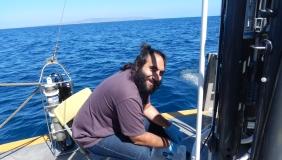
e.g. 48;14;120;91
39;58;73;155
254;17;267;33
250;39;272;54
259;9;275;18
243;0;257;39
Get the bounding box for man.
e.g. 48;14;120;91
72;43;185;159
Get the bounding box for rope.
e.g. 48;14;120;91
52;0;68;60
0;87;40;129
0;82;41;87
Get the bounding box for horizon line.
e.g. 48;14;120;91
0;15;220;30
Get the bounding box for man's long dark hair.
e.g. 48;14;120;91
121;43;166;104
121;43;166;73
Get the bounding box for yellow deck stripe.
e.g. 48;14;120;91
0;135;49;152
162;109;198;119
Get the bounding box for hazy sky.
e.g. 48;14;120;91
0;0;221;29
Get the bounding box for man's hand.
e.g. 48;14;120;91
151;141;187;159
168;141;178;153
164;121;187;144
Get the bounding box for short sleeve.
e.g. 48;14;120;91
115;98;145;137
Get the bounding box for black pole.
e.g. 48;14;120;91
216;0;247;159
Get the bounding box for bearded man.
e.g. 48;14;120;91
72;43;186;159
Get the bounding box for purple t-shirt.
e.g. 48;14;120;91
72;69;146;148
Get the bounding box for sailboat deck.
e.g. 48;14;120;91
0;109;212;160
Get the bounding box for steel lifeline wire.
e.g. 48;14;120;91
0;87;40;129
52;0;68;61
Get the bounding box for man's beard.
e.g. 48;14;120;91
133;69;161;96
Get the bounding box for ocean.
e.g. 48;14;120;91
0;16;219;144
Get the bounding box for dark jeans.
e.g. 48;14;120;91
87;118;167;160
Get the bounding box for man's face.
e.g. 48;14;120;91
136;53;165;94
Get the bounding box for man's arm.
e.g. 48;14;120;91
128;103;171;148
129;132;170;148
143;103;187;144
143;103;171;128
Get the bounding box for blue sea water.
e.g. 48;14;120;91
0;17;220;144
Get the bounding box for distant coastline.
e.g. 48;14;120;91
0;16;219;30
